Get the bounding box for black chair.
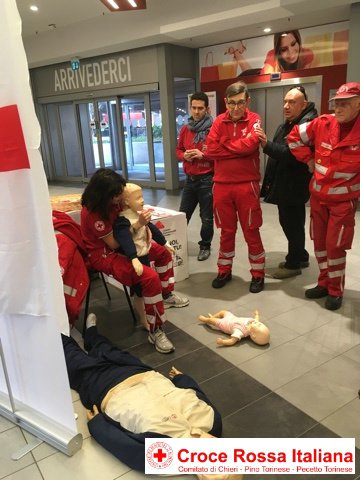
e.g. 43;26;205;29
82;269;137;337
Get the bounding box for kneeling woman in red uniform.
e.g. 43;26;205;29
80;168;188;353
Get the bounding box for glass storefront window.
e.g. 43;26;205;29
44;83;195;187
78;99;122;177
150;91;164;182
121;96;151;182
174;78;195;180
46;104;64;177
46;103;82;178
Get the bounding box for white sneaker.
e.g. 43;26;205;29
86;313;97;329
163;292;189;309
148;329;175;353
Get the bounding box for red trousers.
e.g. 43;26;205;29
213;182;265;277
310;196;358;297
91;242;174;331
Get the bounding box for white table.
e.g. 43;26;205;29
145;205;188;282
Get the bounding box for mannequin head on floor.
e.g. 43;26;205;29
199;310;270;347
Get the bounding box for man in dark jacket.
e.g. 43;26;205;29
255;85;318;279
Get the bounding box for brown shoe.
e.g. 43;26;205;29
272;267;301;279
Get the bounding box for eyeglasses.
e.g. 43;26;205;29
226;99;247;108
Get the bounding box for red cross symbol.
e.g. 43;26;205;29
0;105;29;172
153;448;167;462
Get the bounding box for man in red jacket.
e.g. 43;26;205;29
288;82;360;310
206;81;265;293
176;92;214;261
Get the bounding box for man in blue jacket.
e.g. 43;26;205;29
61;314;222;472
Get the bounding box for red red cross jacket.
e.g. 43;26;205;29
205;109;262;183
53;210;89;325
288;114;360;202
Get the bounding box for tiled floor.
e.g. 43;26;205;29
1;183;359;479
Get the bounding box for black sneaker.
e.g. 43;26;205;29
325;295;343;311
279;260;309;269
249;276;264;293
212;272;232;289
305;285;328;299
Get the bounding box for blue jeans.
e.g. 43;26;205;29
179;173;214;249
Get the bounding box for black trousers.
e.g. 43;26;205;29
278;203;309;269
61;328;152;409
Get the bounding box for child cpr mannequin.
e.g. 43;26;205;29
113;183;175;330
115;183;174;276
199;310;270;346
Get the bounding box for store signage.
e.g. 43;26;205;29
54;56;132;92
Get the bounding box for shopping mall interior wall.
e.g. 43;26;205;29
347;3;360;83
201;64;347;116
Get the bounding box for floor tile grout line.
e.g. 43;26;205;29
271;348;360;404
221;390;277;422
297;422;340;439
313;395;360;426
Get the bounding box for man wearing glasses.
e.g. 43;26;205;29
254;86;318;279
206;81;265;293
288;82;360;310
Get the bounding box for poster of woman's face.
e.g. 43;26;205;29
199;21;349;82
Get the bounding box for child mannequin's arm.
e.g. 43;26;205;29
199;310;228;322
132;210;152;232
113;217;142;275
216;336;239;346
147;223;174;254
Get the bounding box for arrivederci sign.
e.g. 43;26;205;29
54;56;131;92
32;47;158;98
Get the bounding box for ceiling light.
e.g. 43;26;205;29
99;0;146;12
263;27;271;33
107;0;119;9
30;5;38;11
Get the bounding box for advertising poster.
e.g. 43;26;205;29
199;21;349;82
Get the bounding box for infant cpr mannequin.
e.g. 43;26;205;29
199;310;270;347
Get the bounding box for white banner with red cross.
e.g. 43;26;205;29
0;0;81;455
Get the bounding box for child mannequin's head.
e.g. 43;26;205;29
249;320;270;345
123;183;144;212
